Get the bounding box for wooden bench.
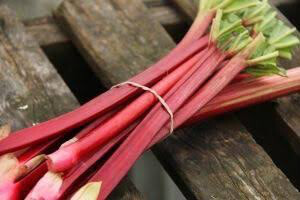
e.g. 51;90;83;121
1;0;300;199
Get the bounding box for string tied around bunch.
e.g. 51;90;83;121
112;81;174;133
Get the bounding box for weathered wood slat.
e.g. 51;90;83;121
55;0;300;199
0;5;142;200
143;0;168;7
23;16;69;47
55;0;174;88
24;4;184;47
153;117;300;199
0;5;77;132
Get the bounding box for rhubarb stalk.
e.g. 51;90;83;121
46;46;215;172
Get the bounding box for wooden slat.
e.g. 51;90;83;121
0;5;142;200
0;5;77;133
143;0;169;7
150;5;183;26
55;0;174;88
55;0;300;199
153;117;300;199
23;16;69;47
23;3;184;47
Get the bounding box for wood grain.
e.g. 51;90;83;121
23;16;69;47
56;0;300;198
55;0;174;87
0;5;142;200
0;5;77;130
154;116;300;199
24;3;184;47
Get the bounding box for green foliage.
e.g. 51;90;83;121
210;10;251;53
199;0;259;13
241;0;271;25
199;0;299;77
223;0;260;13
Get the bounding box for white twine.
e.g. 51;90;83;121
112;81;174;133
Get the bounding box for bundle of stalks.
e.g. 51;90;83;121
0;0;299;199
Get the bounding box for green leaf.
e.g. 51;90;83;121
245;65;287;77
243;0;270;21
223;0;260;13
210;10;251;52
278;47;293;59
273;35;300;49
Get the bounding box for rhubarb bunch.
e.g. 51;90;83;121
0;0;298;199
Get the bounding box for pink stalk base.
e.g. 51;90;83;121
0;162;47;200
46;109;121;172
0;182;19;200
25;172;61;200
0;36;209;155
178;11;215;50
57;123;137;199
29;124;137;200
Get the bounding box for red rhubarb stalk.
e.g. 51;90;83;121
187;67;300;123
46;46;214;172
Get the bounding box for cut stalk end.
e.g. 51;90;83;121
71;182;102;200
60;137;79;148
46;146;79;173
25;171;63;200
0;124;11;140
0;154;21;183
0;182;19;200
23;155;46;174
241;33;265;58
